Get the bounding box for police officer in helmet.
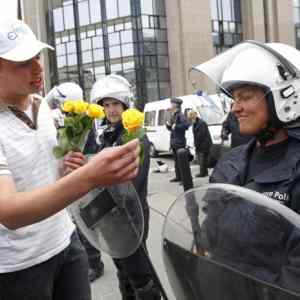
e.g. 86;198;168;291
166;98;189;182
193;41;300;213
178;41;300;297
85;74;161;299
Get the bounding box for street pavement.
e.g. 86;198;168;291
91;155;210;300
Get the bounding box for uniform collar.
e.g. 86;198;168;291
229;138;300;184
253;138;299;183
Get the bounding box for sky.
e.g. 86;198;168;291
0;0;18;20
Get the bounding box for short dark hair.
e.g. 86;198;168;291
170;98;183;106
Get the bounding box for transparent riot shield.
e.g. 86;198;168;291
162;184;300;300
70;181;144;259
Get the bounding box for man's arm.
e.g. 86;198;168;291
0;140;139;230
175;114;189;131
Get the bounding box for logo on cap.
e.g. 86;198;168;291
7;23;29;41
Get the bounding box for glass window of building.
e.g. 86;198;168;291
47;0;170;107
106;0;131;19
78;1;90;26
210;0;242;53
89;0;102;23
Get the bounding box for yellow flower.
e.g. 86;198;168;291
74;100;89;114
87;104;105;119
122;108;144;133
62;100;74;113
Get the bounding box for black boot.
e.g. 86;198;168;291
135;280;161;300
118;271;136;300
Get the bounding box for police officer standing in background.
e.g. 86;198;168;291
187;110;212;177
221;110;253;147
46;81;105;282
166;98;189;182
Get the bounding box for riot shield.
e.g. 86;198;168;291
70;181;144;259
162;184;300;300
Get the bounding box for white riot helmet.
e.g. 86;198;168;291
45;82;83;109
190;41;300;127
90;74;132;108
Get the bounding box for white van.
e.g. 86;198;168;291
143;93;231;156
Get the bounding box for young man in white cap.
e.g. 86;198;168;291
0;19;140;300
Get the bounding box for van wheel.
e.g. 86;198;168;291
149;143;158;158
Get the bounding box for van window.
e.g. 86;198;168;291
144;110;156;126
158;109;172;125
197;105;223;125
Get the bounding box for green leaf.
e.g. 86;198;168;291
81;115;93;129
73;121;84;135
65;126;75;139
139;142;144;165
60;129;72;150
64;116;75;128
136;128;146;139
53;146;67;159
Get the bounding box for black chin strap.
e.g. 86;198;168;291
255;92;283;146
255;124;278;146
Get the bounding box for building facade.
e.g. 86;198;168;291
21;0;295;107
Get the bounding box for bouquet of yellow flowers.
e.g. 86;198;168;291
53;99;105;159
122;108;145;164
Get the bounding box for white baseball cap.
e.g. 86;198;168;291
0;19;54;62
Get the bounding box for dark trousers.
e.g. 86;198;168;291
0;231;91;300
197;151;209;176
113;208;161;299
113;244;154;299
172;147;183;180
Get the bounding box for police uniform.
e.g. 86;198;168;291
210;131;300;213
85;121;161;300
166;99;189;181
192;117;212;177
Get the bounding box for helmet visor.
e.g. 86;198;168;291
190;41;298;97
190;41;300;124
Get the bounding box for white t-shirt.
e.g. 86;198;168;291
0;96;75;273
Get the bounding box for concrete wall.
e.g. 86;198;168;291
241;0;295;45
241;0;266;42
165;0;215;97
21;0;52;93
275;0;295;46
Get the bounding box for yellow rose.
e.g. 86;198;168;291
74;100;89;114
87;104;105;119
62;100;74;113
122;108;144;133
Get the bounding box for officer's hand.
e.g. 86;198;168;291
172;124;176;130
63;151;86;175
85;139;140;187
